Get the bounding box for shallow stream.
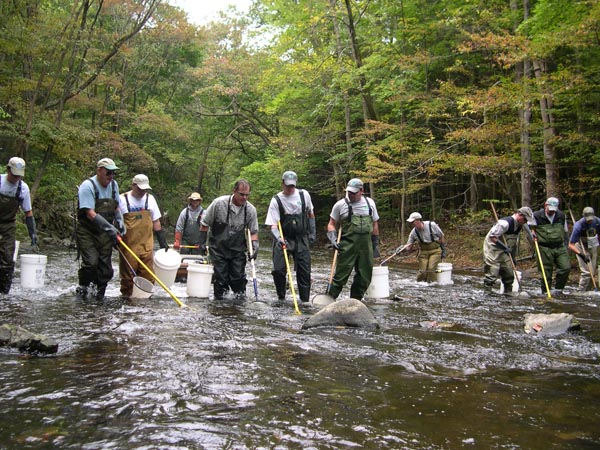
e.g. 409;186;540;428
1;248;599;449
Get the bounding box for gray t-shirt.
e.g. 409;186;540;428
329;196;379;222
201;194;259;234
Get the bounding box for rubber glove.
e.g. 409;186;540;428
92;214;119;247
308;217;317;245
249;240;259;261
371;235;380;257
494;240;511;254
577;252;590;264
173;231;182;250
25;215;38;246
440;243;447;259
327;230;340;250
199;230;208;255
154;229;169;251
270;227;286;248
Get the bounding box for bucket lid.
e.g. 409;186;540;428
154;249;181;267
20;254;48;262
187;261;214;273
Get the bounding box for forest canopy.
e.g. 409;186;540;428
1;0;599;240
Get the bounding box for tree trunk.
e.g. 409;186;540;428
532;59;559;197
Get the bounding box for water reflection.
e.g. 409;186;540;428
1;248;599;448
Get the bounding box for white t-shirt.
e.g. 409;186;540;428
0;174;32;212
265;189;314;226
118;192;162;222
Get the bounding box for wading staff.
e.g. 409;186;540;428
277;220;301;315
490;202;521;292
531;231;552;299
117;236;188;308
568;209;598;292
246;228;259;301
380;244;407;266
325;225;342;294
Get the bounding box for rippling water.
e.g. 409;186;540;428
1;248;600;449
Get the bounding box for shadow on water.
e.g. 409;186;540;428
1;248;600;449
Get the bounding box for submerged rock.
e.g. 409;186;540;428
302;298;379;330
311;293;335;308
523;313;580;335
0;324;59;354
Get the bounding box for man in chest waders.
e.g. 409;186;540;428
483;206;535;294
0;157;38;294
174;192;204;255
265;171;316;303
199;179;259;300
396;212;447;283
532;197;570;296
326;178;380;300
76;158;123;300
568;207;600;291
118;174;169;297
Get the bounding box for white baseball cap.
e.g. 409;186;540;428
132;174;151;190
282;171;298;186
97;157;119;170
7;157;26;176
545;197;559;212
346;178;364;193
407;212;422;223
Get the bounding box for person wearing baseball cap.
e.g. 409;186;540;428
568;206;600;291
117;174;168;297
483;206;535;295
265;171;316;303
0;157;38;294
532;197;570;295
326;178;380;300
173;192;205;257
394;211;446;283
75;157;122;300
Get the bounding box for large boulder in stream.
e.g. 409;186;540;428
0;324;58;354
302;298;379;330
523;313;580;335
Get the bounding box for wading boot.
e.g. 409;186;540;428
75;286;88;299
0;269;13;294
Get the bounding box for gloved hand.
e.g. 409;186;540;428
154;229;169;251
327;230;340;250
494;240;511;255
115;218;126;236
395;245;406;255
371;235;380;258
577;252;591;264
308;217;317;245
173;231;182;250
199;230;208;255
249;240;259;261
271;227;286;248
440;243;447;259
92;214;119;247
25;215;38;246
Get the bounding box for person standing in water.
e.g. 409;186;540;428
199;179;259;300
265;171;316;303
75;158;122;300
326;178;380;300
0;157;38;294
117;174;168;297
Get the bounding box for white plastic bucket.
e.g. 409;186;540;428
20;254;47;289
499;271;521;294
187;261;214;298
13;240;20;263
153;249;181;288
436;262;453;285
366;266;390;298
131;276;154;299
